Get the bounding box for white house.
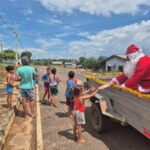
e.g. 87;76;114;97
101;55;127;72
51;61;63;66
64;62;77;68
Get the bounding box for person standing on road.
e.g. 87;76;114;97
73;80;110;144
16;56;36;118
33;68;39;94
65;71;77;117
5;65;17;110
41;67;51;104
49;68;61;107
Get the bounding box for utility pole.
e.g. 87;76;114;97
0;43;3;63
0;43;3;51
14;22;19;67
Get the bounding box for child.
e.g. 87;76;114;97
5;65;17;110
49;68;61;107
33;68;39;94
73;80;110;144
41;67;51;104
65;71;77;117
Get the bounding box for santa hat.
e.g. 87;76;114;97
126;44;141;55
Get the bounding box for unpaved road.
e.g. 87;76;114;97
39;67;150;150
3;66;150;150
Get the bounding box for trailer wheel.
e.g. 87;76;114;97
90;103;106;133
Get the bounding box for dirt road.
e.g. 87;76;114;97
39;67;150;150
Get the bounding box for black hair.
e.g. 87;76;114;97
51;68;56;75
68;71;75;79
47;67;51;71
74;85;83;96
21;56;29;65
5;65;14;72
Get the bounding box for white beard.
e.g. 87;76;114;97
124;52;145;78
124;61;137;78
128;51;145;64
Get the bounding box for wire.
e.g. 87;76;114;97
0;14;25;50
0;14;17;36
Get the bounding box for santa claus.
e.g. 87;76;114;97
111;44;150;93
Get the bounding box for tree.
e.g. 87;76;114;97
84;57;98;69
0;49;16;59
20;51;32;59
98;56;107;62
93;56;107;71
79;57;86;65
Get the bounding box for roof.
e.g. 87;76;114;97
64;62;73;65
115;54;127;59
102;54;127;63
52;61;63;65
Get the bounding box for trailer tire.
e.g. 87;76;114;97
90;103;106;133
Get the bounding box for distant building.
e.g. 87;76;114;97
64;62;76;69
1;58;16;64
51;61;63;66
100;55;127;72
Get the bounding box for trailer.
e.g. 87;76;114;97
85;75;150;139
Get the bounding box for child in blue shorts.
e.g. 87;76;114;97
5;65;17;110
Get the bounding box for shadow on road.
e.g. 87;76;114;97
59;101;66;105
15;109;25;118
58;129;76;142
84;106;150;150
55;112;68;118
1;104;8;109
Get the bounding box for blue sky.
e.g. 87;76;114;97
0;0;150;59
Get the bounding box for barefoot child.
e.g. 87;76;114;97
34;68;39;94
49;68;61;107
65;71;77;117
73;80;110;144
5;65;17;110
41;67;51;104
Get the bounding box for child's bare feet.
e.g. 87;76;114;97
31;113;37;118
77;139;85;144
53;104;57;107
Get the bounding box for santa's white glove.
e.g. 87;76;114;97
121;83;125;88
109;78;119;85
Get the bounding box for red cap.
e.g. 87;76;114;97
126;44;140;55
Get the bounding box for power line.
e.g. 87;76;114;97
0;14;25;49
0;14;17;36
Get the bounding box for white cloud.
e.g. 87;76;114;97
37;18;62;25
66;20;150;58
78;32;90;37
28;20;150;59
56;32;73;38
35;38;63;49
21;9;33;16
0;34;6;40
19;47;49;59
142;10;149;15
8;0;16;2
38;0;150;16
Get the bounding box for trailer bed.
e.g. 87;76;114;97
86;76;150;139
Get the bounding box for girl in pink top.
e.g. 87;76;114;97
73;81;107;144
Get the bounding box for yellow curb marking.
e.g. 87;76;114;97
36;86;43;150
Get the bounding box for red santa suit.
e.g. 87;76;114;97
114;44;150;93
